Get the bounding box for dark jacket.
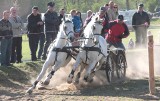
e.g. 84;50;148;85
101;12;109;37
58;14;64;25
105;20;129;43
132;11;150;29
27;13;42;33
0;19;13;39
44;10;59;34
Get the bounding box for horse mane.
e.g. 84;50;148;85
83;13;99;38
56;18;72;38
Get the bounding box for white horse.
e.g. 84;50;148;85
26;19;75;94
67;14;108;84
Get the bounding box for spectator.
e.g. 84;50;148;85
59;8;65;24
27;6;43;61
107;1;117;21
0;10;13;66
70;9;81;46
105;15;130;49
9;7;23;63
76;11;83;28
42;2;59;60
38;14;45;59
104;3;109;10
132;3;150;48
98;6;109;38
70;9;81;34
76;11;84;36
83;10;93;28
113;4;119;18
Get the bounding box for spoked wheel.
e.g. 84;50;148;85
105;53;114;83
116;51;127;80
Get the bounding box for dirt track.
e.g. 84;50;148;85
0;48;160;101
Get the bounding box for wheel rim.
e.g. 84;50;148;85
117;54;126;78
107;56;114;82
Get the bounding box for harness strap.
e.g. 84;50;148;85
52;47;72;63
82;47;101;52
82;46;106;59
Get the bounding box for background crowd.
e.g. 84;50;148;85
0;1;150;67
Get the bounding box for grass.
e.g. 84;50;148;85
150;18;160;25
22;35;30;61
123;28;160;47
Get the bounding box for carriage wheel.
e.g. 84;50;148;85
116;51;127;80
105;53;114;83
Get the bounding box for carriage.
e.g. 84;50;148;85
101;46;127;83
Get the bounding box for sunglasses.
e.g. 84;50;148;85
114;7;118;8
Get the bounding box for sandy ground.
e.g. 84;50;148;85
0;47;160;101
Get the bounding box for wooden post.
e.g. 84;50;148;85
148;31;155;95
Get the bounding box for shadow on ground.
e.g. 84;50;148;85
55;78;160;100
0;61;43;88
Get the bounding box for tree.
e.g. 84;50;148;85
126;0;130;10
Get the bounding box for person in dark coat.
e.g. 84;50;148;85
99;6;109;38
132;4;150;48
38;14;45;59
27;6;43;61
58;8;65;25
42;2;60;60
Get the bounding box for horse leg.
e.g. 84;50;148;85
96;57;106;71
26;56;54;94
43;61;61;85
67;56;82;84
87;57;105;83
74;63;85;84
84;61;97;82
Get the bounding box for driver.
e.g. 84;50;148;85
105;15;130;49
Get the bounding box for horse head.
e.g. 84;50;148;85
61;18;75;42
91;16;103;44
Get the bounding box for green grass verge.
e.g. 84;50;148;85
151;18;160;25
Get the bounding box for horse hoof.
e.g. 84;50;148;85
26;88;33;95
74;80;79;84
67;78;72;84
67;74;73;84
83;77;88;82
88;78;93;83
43;80;50;85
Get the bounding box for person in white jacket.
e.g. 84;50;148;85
9;7;23;63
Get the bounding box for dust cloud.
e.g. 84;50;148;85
127;47;160;79
34;47;160;91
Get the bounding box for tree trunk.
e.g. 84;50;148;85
126;0;130;10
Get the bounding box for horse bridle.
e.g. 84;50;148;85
90;21;103;42
63;20;74;37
